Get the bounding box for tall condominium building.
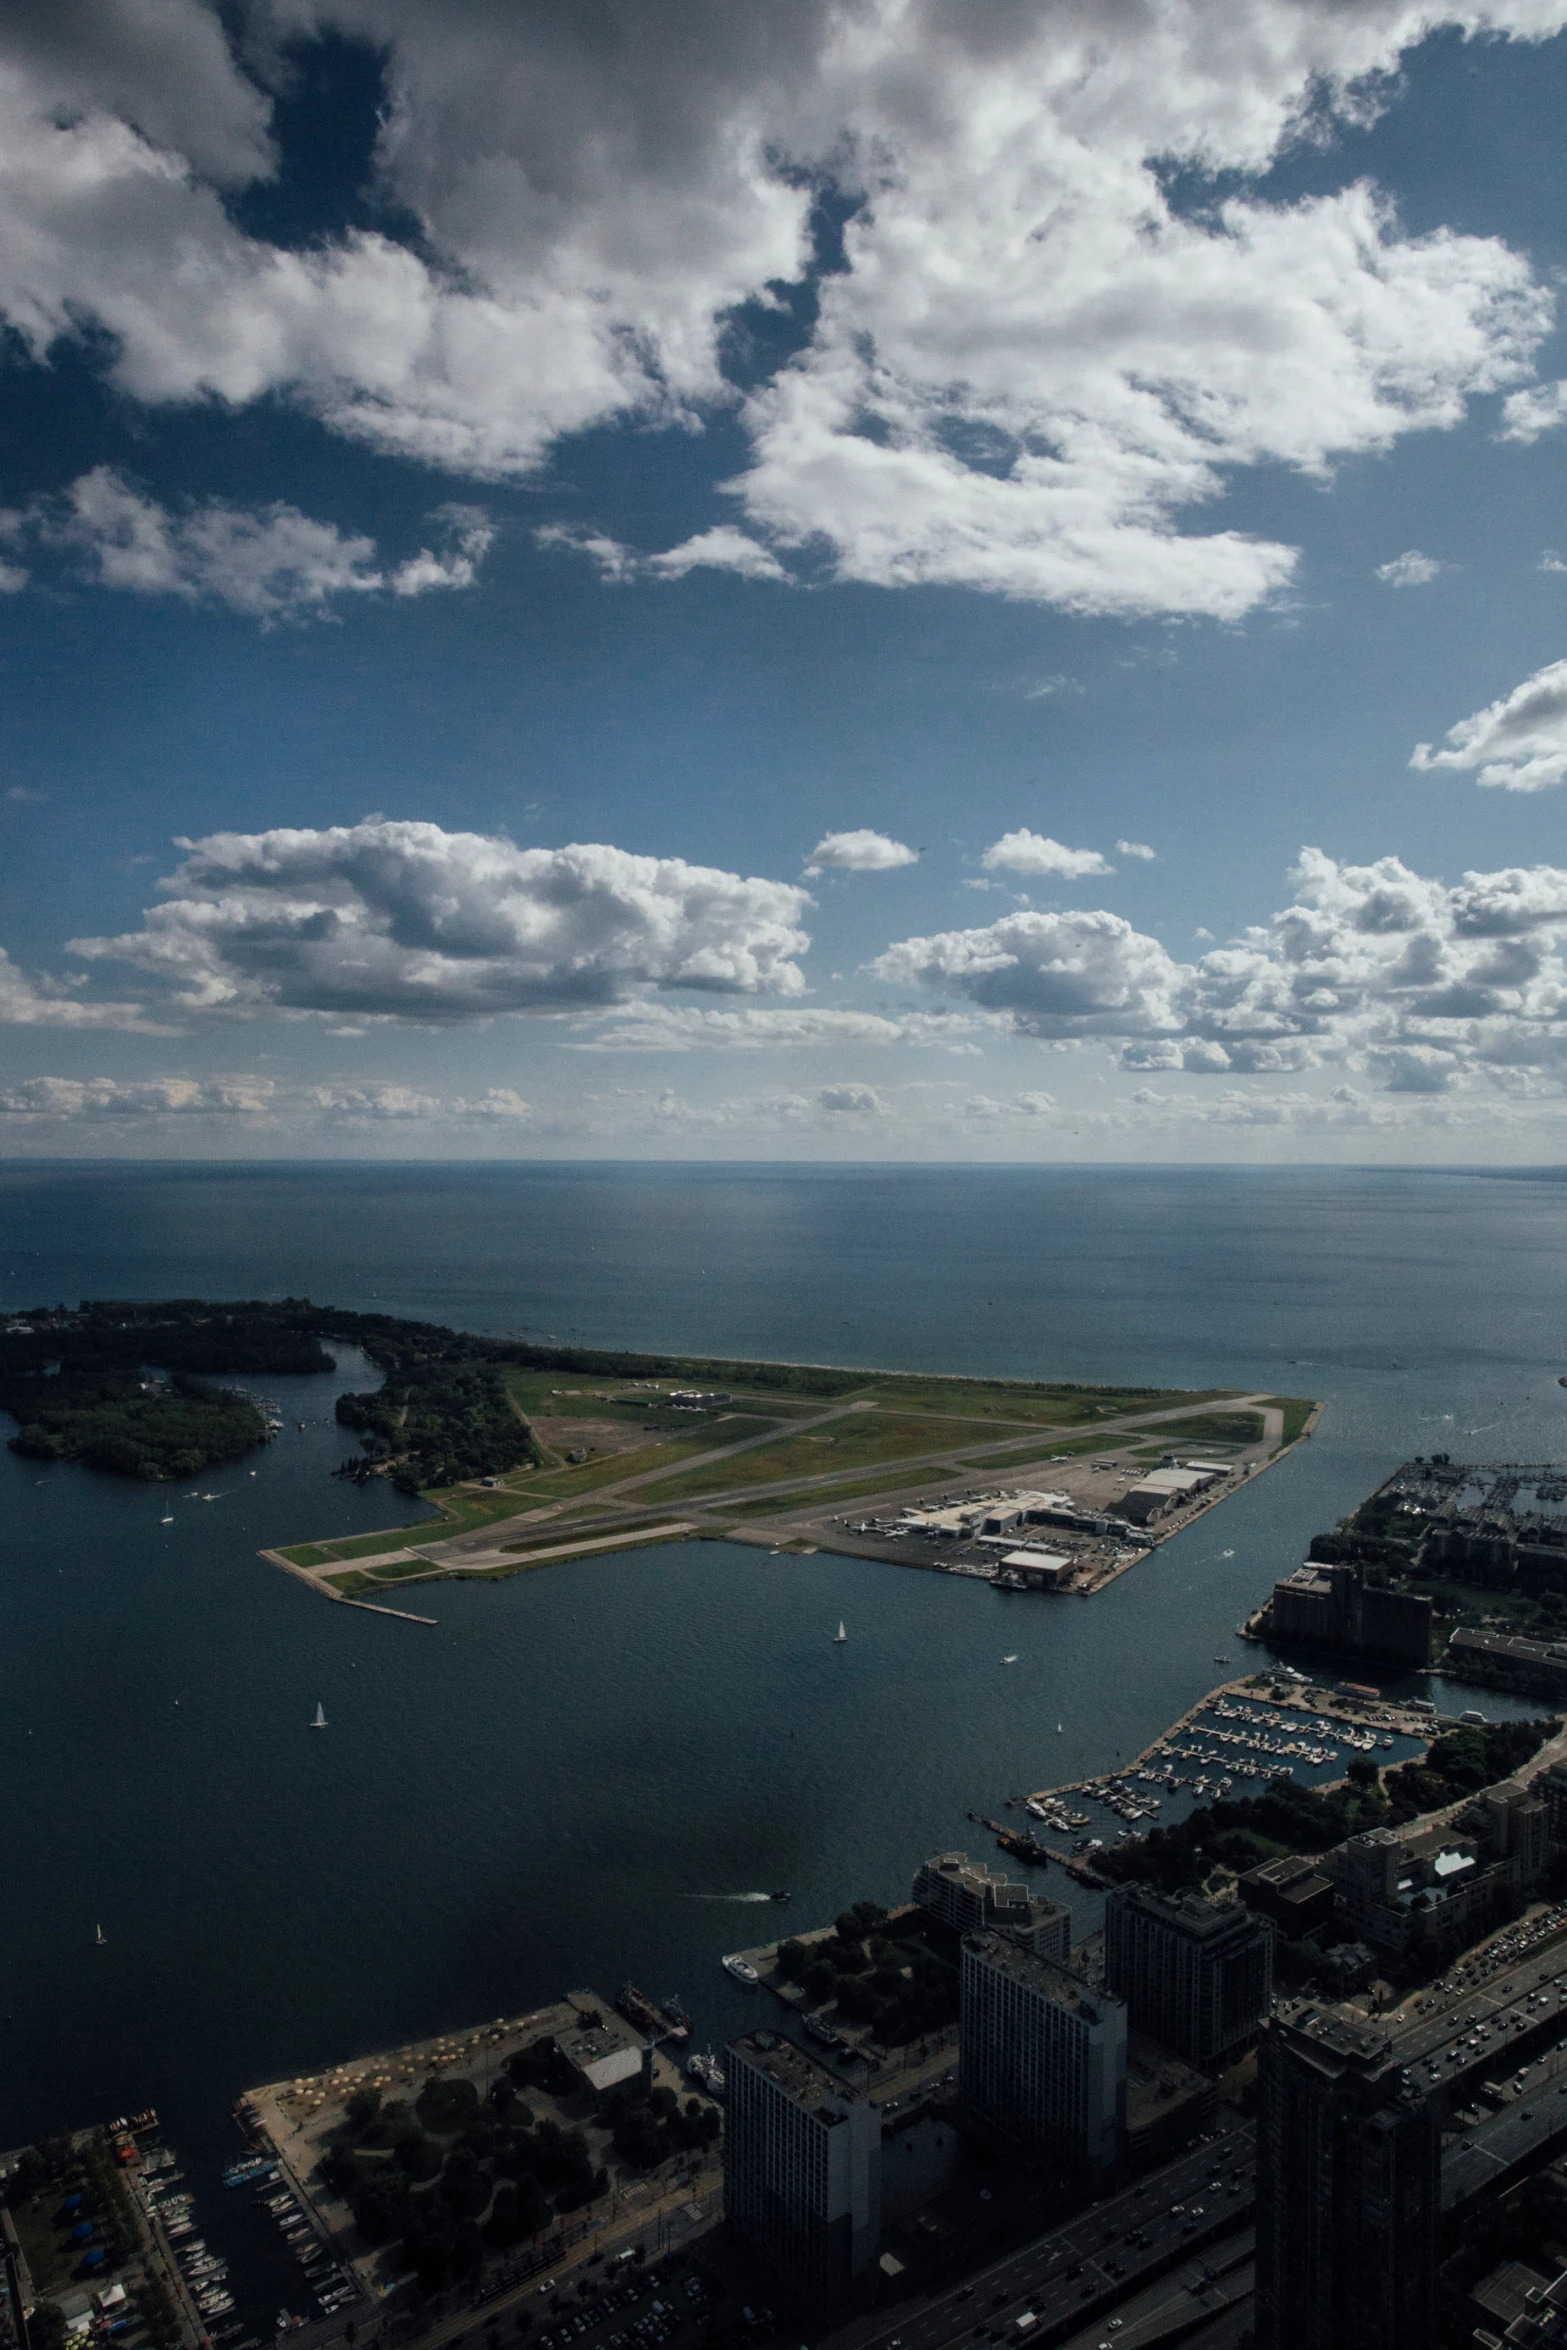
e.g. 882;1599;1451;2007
723;2030;881;2318
959;1933;1125;2175
1255;2008;1437;2350
1102;1886;1273;2068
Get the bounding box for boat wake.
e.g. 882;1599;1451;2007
691;1892;775;1903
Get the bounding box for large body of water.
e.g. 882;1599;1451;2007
3;1160;1565;2283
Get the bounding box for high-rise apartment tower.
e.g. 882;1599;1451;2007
723;2030;881;2317
1103;1885;1273;2068
1255;2007;1437;2350
959;1933;1125;2174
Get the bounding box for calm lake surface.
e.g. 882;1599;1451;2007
3;1160;1564;2231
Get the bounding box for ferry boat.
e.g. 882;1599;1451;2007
722;1953;760;1986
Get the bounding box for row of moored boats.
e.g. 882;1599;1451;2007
252;2175;359;2315
143;2155;237;2327
1036;1705;1402;1837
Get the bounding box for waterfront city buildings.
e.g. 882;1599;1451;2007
723;2029;881;2319
958;1932;1125;2174
913;1853;1070;1961
914;1853;1033;1937
1102;1886;1274;2069
1328;1776;1548;1960
1266;1558;1433;1669
1255;2007;1438;2350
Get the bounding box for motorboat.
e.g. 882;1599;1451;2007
722;1953;760;1986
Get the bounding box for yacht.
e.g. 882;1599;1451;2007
722;1953;760;1986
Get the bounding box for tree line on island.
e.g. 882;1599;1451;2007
1;1294;1186;1487
0;1297;542;1488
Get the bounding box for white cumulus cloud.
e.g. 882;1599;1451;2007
0;942;155;1030
981;831;1113;880
69;821;813;1019
539;523;786;584
1500;380;1567;441
875;846;1567;1093
805;829;918;875
872;907;1185;1038
0;1072;533;1127
0;1073;279;1119
0;470;492;621
0;3;1560;616
571;1004;984;1051
1116;841;1157;862
1412;656;1567;791
1376;548;1442;586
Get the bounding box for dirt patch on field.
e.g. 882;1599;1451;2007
530;1415;680;1458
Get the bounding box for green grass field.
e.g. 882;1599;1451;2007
275;1484;521;1566
1262;1396;1317;1444
508;1420;777;1504
1141;1409;1266;1448
843;1375;1236;1426
635;1411;987;1504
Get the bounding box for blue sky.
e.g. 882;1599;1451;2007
6;2;1567;1160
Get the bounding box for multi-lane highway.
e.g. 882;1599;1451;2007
828;2130;1255;2350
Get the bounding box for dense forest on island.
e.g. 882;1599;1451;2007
0;1300;331;1480
0;1295;1202;1490
0;1297;541;1487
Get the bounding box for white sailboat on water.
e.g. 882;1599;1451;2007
833;1620;847;1644
94;1924;106;1946
310;1702;327;1729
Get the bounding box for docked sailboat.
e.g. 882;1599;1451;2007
310;1703;327;1730
833;1621;847;1643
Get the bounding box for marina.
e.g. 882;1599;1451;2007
976;1673;1439;1881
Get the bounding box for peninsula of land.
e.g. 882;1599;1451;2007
0;1297;1315;1601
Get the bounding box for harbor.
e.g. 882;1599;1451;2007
955;1674;1444;1886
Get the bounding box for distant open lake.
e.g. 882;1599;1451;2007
3;1160;1563;2248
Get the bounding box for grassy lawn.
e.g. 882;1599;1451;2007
328;1560;439;1595
277;1486;522;1566
496;1516;691;1555
1260;1396;1317;1444
709;1476;955;1517
637;1411;983;1503
1140;1409;1265;1448
512;1426;764;1504
953;1432;1133;1469
505;1356;1237;1430
846;1375;1235;1426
